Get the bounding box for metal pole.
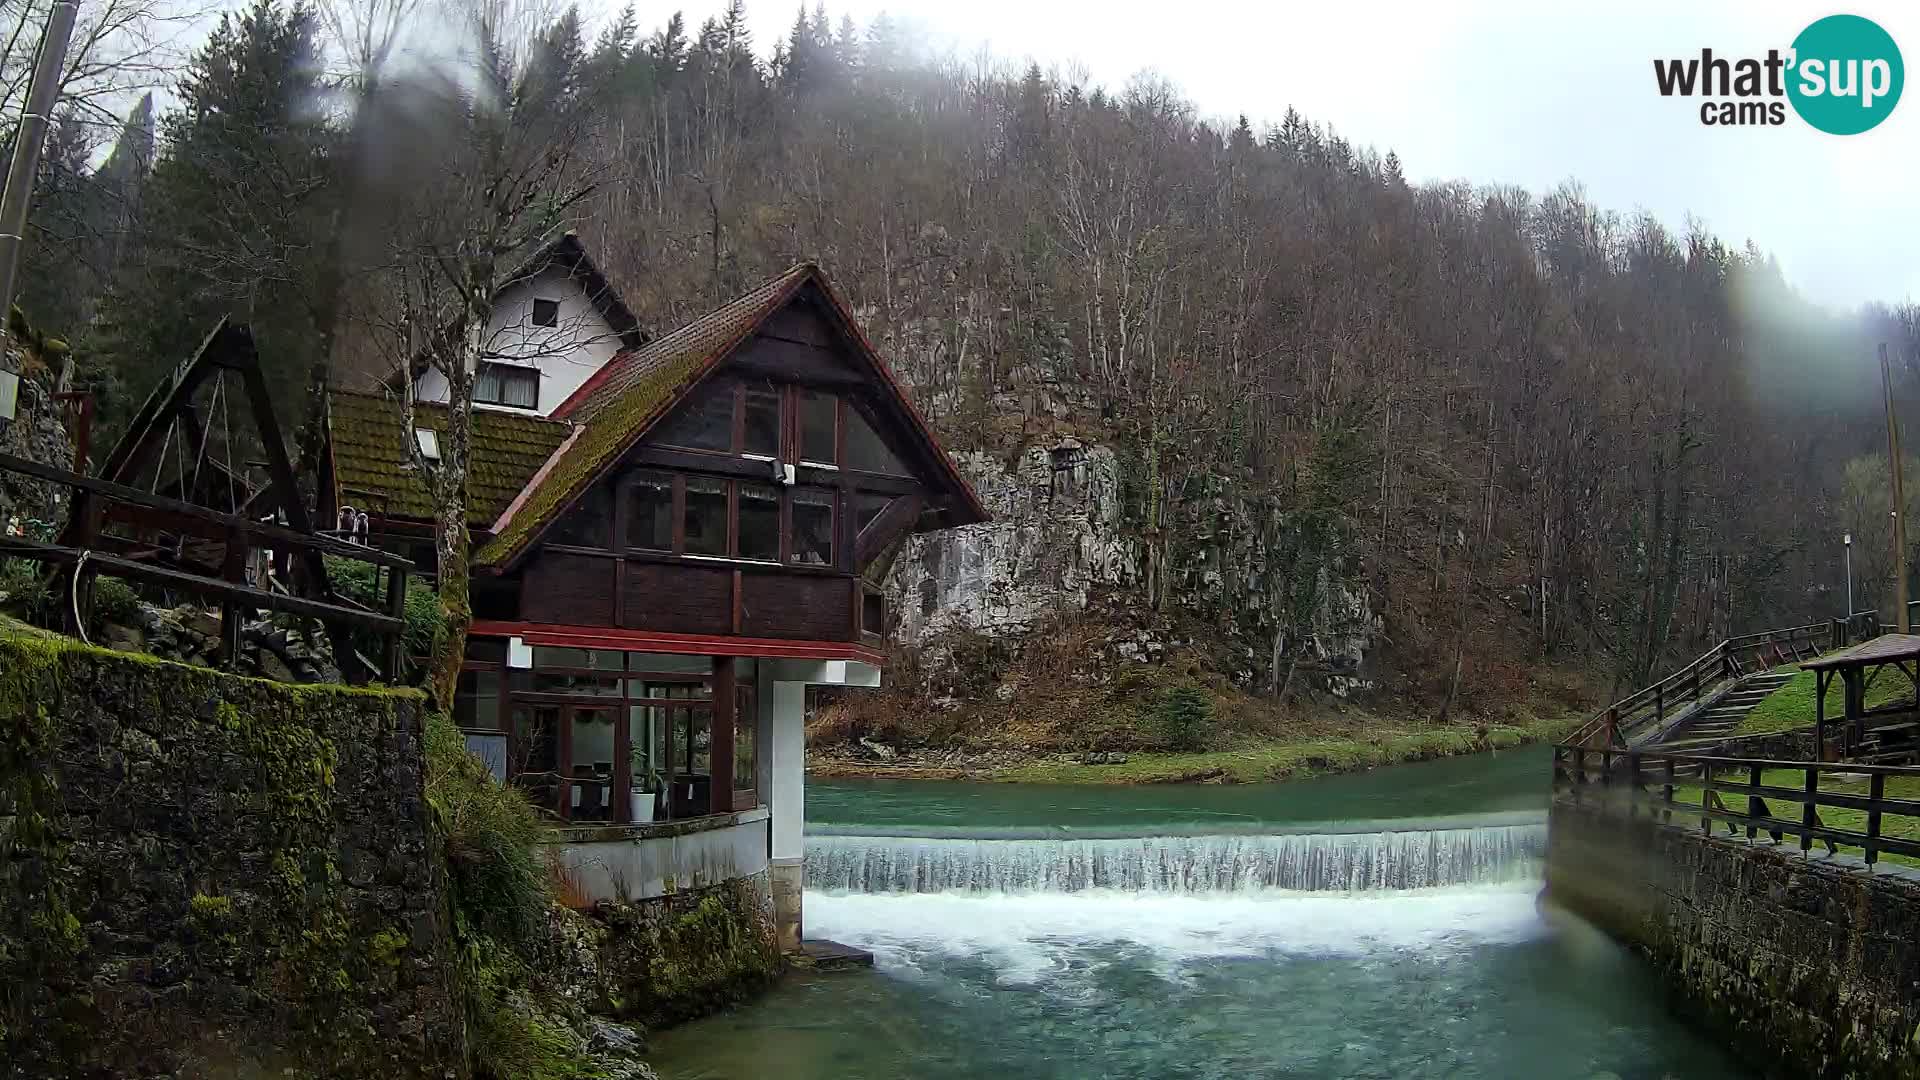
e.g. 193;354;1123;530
1883;343;1909;634
0;0;79;324
1845;533;1854;624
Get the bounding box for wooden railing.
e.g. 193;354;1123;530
0;449;413;680
1565;617;1868;750
1554;746;1920;866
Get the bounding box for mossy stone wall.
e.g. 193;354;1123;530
0;622;467;1078
534;872;784;1031
1547;801;1920;1080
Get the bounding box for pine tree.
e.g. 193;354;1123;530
1230;113;1254;153
93;0;331;438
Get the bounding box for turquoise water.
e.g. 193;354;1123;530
805;744;1554;833
649;749;1754;1079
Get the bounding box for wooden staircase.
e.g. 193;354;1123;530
1659;669;1798;745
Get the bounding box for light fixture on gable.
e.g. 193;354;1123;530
415;427;440;462
0;367;17;436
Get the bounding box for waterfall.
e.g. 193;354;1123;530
806;820;1545;895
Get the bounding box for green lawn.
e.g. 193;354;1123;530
1667;767;1920;867
991;714;1576;784
1735;666;1915;736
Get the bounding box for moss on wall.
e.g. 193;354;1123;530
534;874;784;1032
0;618;467;1078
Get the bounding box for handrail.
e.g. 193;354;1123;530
1566;614;1872;750
1553;744;1920;866
0;450;411;681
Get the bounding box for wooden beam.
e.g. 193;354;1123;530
855;495;923;567
0;534;403;631
0;451;414;570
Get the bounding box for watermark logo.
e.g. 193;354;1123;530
1653;13;1903;134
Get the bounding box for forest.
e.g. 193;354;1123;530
9;0;1920;720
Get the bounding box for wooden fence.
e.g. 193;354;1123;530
1554;745;1920;866
1565;616;1874;750
0;449;412;680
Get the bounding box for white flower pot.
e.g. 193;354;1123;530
630;793;655;824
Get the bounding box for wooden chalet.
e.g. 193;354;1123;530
321;258;987;946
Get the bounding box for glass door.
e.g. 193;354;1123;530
567;704;619;823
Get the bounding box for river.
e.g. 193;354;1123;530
648;747;1754;1078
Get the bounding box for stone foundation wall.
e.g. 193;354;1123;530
0;620;465;1078
1546;800;1920;1080
536;872;784;1031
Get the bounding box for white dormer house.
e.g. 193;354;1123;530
412;233;647;417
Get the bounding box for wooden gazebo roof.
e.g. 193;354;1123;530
1803;634;1920;672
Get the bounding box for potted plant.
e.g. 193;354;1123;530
630;761;662;824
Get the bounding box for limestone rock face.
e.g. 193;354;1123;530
891;442;1136;645
886;437;1380;694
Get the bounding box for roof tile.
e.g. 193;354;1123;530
328;390;570;525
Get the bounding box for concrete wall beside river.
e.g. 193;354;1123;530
1547;801;1920;1080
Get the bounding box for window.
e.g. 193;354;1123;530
414;427;441;463
862;589;886;636
800;390;837;463
845;404;909;475
531;298;560;327
657;381;736;451
549;483;612;547
743;381;781;457
792;488;835;566
734;684;757;790
738;483;781;561
454;669;502;730
474;362;539;409
854;493;892;536
684;478;728;556
624;471;673;551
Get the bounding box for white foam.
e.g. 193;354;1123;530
806;883;1547;987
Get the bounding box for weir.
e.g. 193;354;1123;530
806;818;1544;894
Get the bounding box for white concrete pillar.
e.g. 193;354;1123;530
766;677;806;950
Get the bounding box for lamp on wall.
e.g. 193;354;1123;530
0;367;18;436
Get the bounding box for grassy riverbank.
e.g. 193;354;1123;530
810;710;1579;785
1736;665;1914;736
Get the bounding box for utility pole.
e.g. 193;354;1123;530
0;0;80;324
1883;343;1909;634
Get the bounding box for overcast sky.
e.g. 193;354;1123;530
719;0;1916;312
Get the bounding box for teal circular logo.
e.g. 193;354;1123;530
1788;14;1904;135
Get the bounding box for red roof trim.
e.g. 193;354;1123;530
471;620;888;666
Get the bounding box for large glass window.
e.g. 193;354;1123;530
568;706;618;823
685;478;728;556
550;484;613;548
734;684;757;791
657;382;735;451
845;405;909;475
624;471;673;551
800;390;837;463
792;489;835;566
454;669;502;730
853;493;892;536
743;380;781;457
738;483;781;561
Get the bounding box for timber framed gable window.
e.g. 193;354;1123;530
602;468;837;568
474;361;540;410
654;377;912;478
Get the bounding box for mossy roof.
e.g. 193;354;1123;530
327;389;572;525
473;261;991;570
475;264;816;567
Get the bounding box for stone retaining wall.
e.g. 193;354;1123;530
0;620;466;1078
1547;800;1920;1080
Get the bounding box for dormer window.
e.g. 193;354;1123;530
531;298;560;327
414;427;440;462
474;362;539;409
